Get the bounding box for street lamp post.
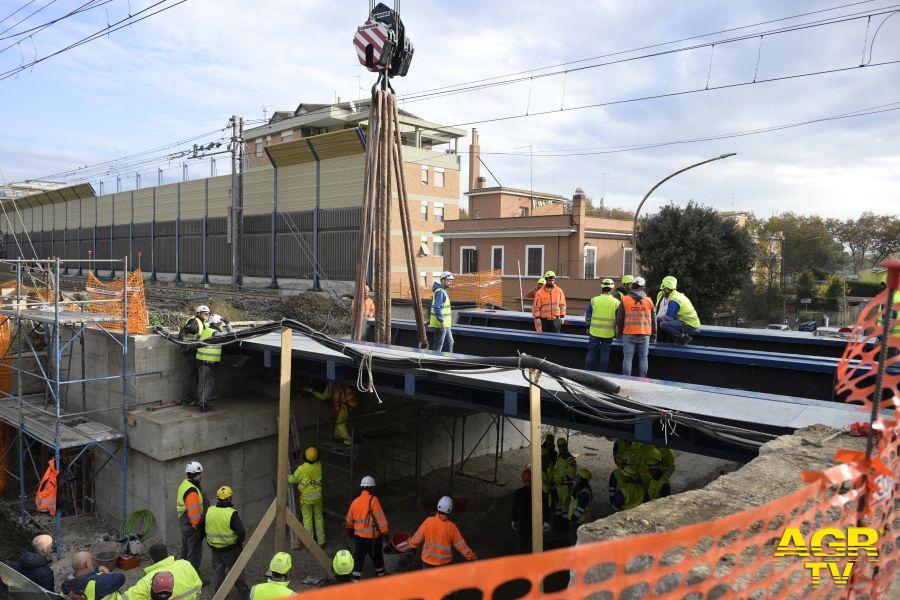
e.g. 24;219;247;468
630;153;736;274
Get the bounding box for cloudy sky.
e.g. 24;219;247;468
1;0;898;218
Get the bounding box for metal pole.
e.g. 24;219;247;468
151;188;156;281
121;255;129;527
16;265;25;524
449;417;456;497
175;183;181;282
203;179;209;284
270;166;278;289
517;260;524;312
53;259;61;559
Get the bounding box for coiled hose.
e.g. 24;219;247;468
121;509;154;539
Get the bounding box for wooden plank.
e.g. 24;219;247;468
210;500;276;600
274;327;292;551
285;506;335;576
529;369;543;553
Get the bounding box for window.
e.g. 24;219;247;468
434;203;445;222
281;129;293;142
584;246;597;279
475;210;482;219
420;201;428;221
518;207;527;217
434;167;445;188
420;165;429;185
421;272;428;288
491;246;504;274
461;246;477;274
623;247;634;276
420;236;429;256
433;236;444;257
255;138;263;158
526;245;544;277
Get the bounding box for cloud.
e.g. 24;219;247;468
0;0;898;217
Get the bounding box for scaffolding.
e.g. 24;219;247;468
0;258;130;556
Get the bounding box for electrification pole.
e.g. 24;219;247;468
230;115;244;290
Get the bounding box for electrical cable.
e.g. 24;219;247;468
0;0;113;54
0;0;40;26
0;0;61;38
120;509;154;539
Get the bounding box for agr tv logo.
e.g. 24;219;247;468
774;527;879;587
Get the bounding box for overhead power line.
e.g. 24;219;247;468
0;0;40;25
0;0;60;38
0;0;112;46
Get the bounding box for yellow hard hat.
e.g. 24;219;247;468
643;447;662;467
622;466;638;478
661;275;678;290
577;468;592;481
216;485;233;500
544;271;556;279
537;277;546;285
269;552;292;575
622;275;634;285
332;550;354;576
305;446;318;462
556;437;567;448
601;278;614;289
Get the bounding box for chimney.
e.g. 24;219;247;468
468;128;480;192
477;176;486;189
572;187;586;222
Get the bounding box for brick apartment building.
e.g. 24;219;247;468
243;100;465;289
437;129;635;311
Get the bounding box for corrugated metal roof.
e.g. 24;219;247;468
265;127;365;167
4;183;95;209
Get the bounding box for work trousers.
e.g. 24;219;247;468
621;335;649;378
516;526;532;554
335;406;352;445
432;327;454;353
197;361;217;410
540;318;562;333
352;536;385;581
210;545;248;598
180;521;203;573
301;500;326;545
584;336;613;372
658;319;697;344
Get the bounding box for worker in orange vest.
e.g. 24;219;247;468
615;276;656;378
344;475;389;581
531;271;566;333
409;496;476;568
351;284;375;319
35;459;58;516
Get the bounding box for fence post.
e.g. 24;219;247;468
151;188;156;281
203;179;209;284
175;183;181;282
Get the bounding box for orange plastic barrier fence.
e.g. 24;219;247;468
395;270;503;308
85;269;148;334
297;290;900;599
0;316;10;495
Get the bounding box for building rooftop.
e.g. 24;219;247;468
464;185;568;202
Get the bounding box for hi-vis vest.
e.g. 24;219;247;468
84;577;122;600
249;580;293;600
622;295;653;335
36;459;58;516
611;469;644;511
205;506;238;548
182;316;204;342
567;485;593;524
876;290;900;337
588;294;619;338
291;462;323;504
176;479;203;518
429;288;451;328
666;290;700;328
196;327;222;363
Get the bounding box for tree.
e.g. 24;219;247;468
766;213;836;278
458;207;469;219
824;276;846;311
831;212;881;274
870;215;900;267
635;202;755;321
795;271;816;300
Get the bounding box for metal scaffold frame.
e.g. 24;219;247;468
0;257;130;556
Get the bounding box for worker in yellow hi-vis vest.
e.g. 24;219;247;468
288;446;325;546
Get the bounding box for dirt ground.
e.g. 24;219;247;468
2;429;736;597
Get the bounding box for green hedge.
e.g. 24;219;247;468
847;280;882;297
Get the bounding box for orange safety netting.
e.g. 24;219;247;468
395;270;503;308
298;288;900;599
85;268;148;334
0;316;11;495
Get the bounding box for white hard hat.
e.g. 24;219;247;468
437;496;453;514
439;271;454;281
360;475;376;488
196;305;210;314
185;461;203;474
208;314;222;325
632;276;646;288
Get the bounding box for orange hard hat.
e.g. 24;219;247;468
521;468;532;483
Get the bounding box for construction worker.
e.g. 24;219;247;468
612;439;639;470
616;276;656;377
196;313;232;412
614;275;634;302
876;273;900;339
527;278;546;332
550;437;577;525
584;278;620;372
321;550;354;586
532;271;566;333
149;572;174;600
566;468;594;544
344;475;389;581
541;433;557;465
15;534;54;591
205;485;247;599
409;497;476;567
637;445;676;501
249;553;293;600
429;271;454;353
179;305;209;405
351;284;375;319
609;466;645;512
311;382;357;446
123;543;202;600
176;461;207;573
657;276;700;345
511;468;549;553
61;551;126;600
287;446;325;547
